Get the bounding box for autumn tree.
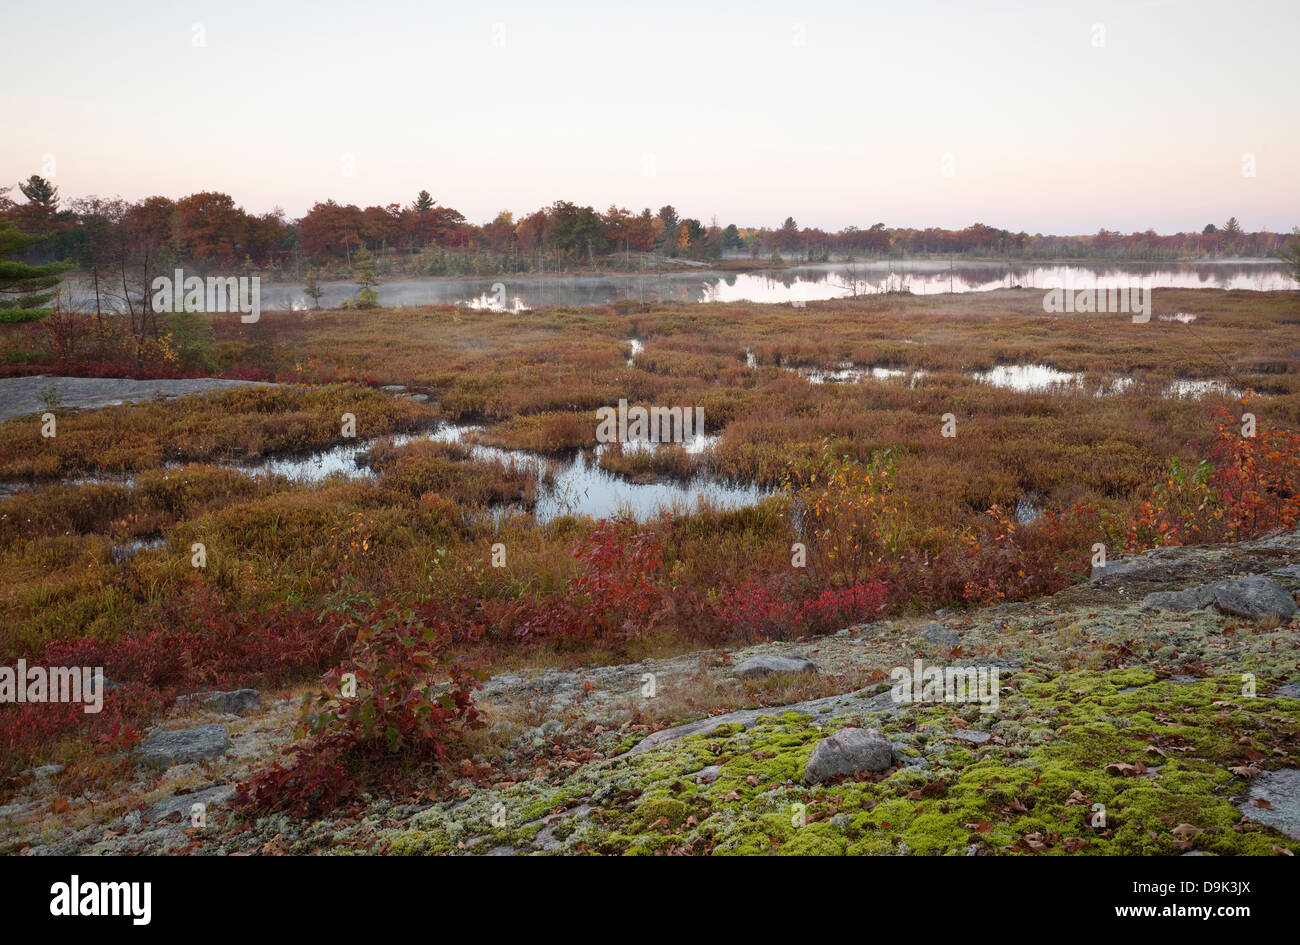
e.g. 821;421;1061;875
514;209;548;256
407;193;466;249
299;200;365;261
544;201;605;262
176;192;248;266
481;211;517;253
776;216;800;253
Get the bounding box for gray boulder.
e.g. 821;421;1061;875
804;727;895;784
176;689;262;716
1090;559;1135;582
1210;576;1298;620
733;653;818;678
921;622;959;648
1141;575;1297;621
1140;585;1217;612
137;724;230;768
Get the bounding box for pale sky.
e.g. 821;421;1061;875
2;0;1297;233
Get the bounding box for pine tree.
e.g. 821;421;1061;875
0;222;71;322
354;249;380;309
304;267;323;309
18;174;58;211
1281;228;1300;284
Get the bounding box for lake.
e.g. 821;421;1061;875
246;260;1296;311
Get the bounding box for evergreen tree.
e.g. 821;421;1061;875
0;222;71;322
354;249;380;308
1281;228;1300;284
304;267;323;309
18;174;58;211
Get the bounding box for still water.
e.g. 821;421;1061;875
250;261;1296;311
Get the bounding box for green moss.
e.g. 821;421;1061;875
380;667;1300;856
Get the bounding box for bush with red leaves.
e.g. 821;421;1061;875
235;603;484;817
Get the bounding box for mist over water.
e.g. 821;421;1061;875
242;261;1297;311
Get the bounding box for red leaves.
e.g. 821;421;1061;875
719;578;888;639
516;516;667;643
236;602;484;817
1;586;350;780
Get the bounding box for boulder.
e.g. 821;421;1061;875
1140;585;1217;612
733;653;818;678
804;727;895;784
137;724;230;768
921;622;959;648
176;689;262;716
1210;576;1298;620
1090;559;1135;582
1140;575;1297;621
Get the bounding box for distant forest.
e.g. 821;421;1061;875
3;174;1294;279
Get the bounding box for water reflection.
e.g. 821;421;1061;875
240;423;770;524
231;261;1298;311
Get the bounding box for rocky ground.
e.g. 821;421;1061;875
4;529;1299;856
0;375;272;423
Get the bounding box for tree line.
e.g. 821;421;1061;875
2;173;1296;285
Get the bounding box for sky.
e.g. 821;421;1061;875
1;0;1297;233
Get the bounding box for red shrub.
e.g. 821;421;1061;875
236;603;484;817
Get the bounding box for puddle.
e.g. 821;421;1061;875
1162;379;1243;399
968;364;1241;400
1238;768;1300;840
462;292;530;313
1014;497;1041;525
429;426;765;523
787;362;927;387
975;364;1083;392
110;537;166;564
89;424;766;524
624;338;643;366
1094;377;1135;397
